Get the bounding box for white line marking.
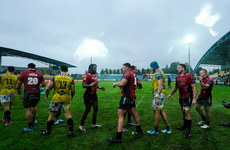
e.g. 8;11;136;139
136;96;145;108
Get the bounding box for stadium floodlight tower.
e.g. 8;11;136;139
184;35;194;74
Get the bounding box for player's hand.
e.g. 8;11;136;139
192;98;196;105
143;74;150;78
113;83;116;88
199;76;203;82
45;97;49;102
167;94;171;100
155;98;160;105
100;86;106;91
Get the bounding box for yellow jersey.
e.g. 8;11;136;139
152;69;166;95
51;74;74;103
0;73;18;95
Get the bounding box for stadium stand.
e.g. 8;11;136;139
193;31;230;85
0;46;76;74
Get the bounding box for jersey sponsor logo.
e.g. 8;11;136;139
28;73;38;77
58;91;66;95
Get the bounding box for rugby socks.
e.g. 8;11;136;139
116;132;122;140
166;123;170;131
80;120;85;126
32;117;36;123
5;110;11;123
136;125;142;132
28;122;34;129
206;121;210;125
46;120;54;133
187;120;192;132
67;118;74;132
183;119;186;127
201;116;207;122
154;126;159;132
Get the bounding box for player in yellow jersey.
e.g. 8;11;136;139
41;65;75;137
0;66;18;126
144;61;172;135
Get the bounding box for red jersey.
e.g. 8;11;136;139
199;76;213;99
176;73;196;98
121;70;136;99
83;73;97;95
19;70;44;93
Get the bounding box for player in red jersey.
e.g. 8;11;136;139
108;63;143;144
167;64;197;138
122;65;143;132
79;64;105;131
17;63;45;131
195;69;213;129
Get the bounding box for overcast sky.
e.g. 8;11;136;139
0;0;229;74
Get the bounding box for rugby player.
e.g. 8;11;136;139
167;64;197;138
41;65;75;137
122;65;141;132
108;63;143;143
144;61;171;135
17;63;45;131
195;69;213;129
0;66;18;126
79;64;105;131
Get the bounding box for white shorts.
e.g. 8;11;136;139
152;92;166;110
1;94;16;103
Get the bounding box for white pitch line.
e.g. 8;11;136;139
136;96;145;108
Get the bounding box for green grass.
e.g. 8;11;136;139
1;81;230;150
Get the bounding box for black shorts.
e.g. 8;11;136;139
119;96;136;110
84;94;98;104
179;98;192;107
23;93;40;108
197;96;212;106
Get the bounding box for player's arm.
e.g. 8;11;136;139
191;83;197;105
82;80;98;88
70;81;75;100
167;84;178;99
113;79;128;88
97;84;106;91
200;80;211;89
45;81;54;102
17;80;23;100
143;74;152;79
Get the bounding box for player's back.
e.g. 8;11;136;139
152;69;166;95
19;70;44;93
0;73;18;95
52;74;74;102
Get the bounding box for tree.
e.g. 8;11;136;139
112;69;117;74
100;69;105;75
120;68;123;74
117;69;120;74
146;68;150;74
137;69;141;75
141;68;145;74
109;69;112;74
105;68;109;74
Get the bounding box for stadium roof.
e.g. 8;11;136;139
0;46;76;68
193;31;230;74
